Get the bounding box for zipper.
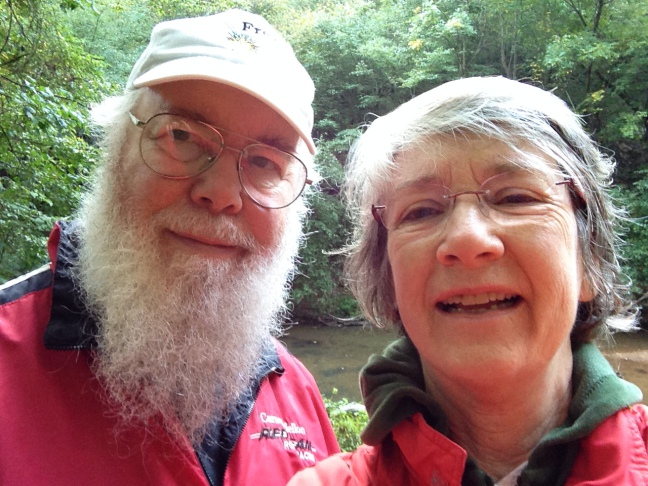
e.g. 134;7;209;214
218;364;282;486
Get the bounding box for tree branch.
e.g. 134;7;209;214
562;0;588;28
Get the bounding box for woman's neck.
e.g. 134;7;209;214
423;344;573;481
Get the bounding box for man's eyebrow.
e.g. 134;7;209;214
165;108;296;153
257;135;295;153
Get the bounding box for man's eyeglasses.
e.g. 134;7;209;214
372;171;576;233
129;112;311;209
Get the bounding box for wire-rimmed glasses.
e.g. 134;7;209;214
129;112;311;209
372;171;576;233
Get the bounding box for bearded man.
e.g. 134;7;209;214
0;9;339;486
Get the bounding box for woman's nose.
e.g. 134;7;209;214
435;195;504;267
188;150;245;214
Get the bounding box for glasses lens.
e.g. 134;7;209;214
379;171;568;233
382;185;451;232
481;171;560;216
238;144;307;208
140;114;224;178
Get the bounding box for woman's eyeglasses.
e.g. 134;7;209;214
372;171;576;233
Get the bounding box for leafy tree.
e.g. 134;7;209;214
2;0;647;327
541;0;648;149
0;0;103;281
292;130;361;321
65;0;154;88
619;173;648;316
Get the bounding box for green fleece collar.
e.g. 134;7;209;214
361;336;433;445
359;336;642;485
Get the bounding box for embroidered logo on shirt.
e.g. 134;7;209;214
248;412;317;463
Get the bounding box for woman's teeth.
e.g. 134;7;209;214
438;293;520;313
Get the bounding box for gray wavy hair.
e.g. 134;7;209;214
89;89;144;171
344;76;636;342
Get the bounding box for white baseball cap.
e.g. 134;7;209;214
127;9;316;154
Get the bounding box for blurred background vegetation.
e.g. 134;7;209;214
2;0;648;326
323;389;368;451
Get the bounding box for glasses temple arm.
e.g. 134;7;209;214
128;112;145;128
371;204;386;226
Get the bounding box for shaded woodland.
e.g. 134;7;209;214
2;0;647;323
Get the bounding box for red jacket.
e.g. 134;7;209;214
289;336;648;486
0;222;340;486
289;407;648;485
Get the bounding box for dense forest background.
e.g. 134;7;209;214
2;0;648;325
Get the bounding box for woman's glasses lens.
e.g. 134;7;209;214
377;171;567;232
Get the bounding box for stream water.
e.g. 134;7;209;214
281;325;648;404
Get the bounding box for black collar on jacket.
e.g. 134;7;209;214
44;219;99;350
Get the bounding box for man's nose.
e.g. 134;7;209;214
188;150;244;214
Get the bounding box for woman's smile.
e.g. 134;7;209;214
436;293;521;313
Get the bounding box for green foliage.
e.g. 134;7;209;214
323;389;368;452
0;0;103;281
2;0;648;329
65;0;154;88
146;0;238;22
290;0;437;141
292;132;360;321
538;0;648;145
617;178;648;302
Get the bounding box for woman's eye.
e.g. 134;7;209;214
399;201;445;224
491;188;544;206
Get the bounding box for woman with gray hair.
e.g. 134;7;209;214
289;77;648;485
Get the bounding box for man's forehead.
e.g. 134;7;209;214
133;87;167;114
135;85;302;154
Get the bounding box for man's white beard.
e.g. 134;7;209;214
74;164;303;444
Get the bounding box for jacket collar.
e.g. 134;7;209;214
44;220;99;350
360;335;643;485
